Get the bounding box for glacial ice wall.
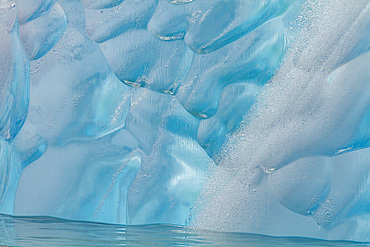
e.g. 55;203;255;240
0;0;369;242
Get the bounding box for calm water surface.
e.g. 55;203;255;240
0;214;369;246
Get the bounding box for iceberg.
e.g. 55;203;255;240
0;0;369;242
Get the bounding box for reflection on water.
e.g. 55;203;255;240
0;214;368;246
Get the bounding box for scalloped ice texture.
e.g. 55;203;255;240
0;3;29;214
0;6;29;141
0;0;368;242
194;0;370;241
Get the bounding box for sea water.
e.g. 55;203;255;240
0;214;369;247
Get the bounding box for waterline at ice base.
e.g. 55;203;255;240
0;0;369;243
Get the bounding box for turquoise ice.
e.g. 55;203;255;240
0;0;369;242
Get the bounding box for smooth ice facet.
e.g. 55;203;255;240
19;3;67;60
85;0;157;43
17;0;57;24
100;29;193;94
184;0;290;53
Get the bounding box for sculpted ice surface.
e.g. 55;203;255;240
0;0;369;242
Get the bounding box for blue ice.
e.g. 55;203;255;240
0;0;369;242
